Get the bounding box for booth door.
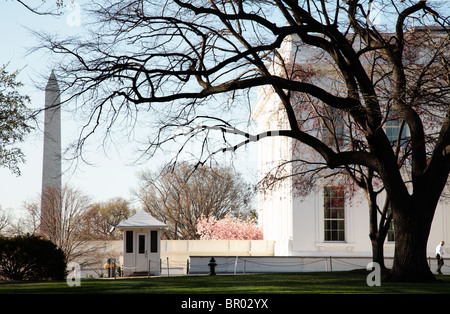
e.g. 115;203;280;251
136;233;148;272
148;230;159;274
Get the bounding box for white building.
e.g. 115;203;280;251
251;33;450;260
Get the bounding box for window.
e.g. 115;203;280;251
387;207;395;242
138;234;145;254
151;230;158;253
386;115;407;147
324;186;345;242
321;117;345;147
126;231;133;253
387;219;395;242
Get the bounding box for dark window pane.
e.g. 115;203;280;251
138;235;145;254
324;186;345;242
151;230;158;253
126;231;133;253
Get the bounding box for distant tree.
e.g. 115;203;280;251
21;185;98;267
135;162;255;239
0;206;12;236
84;197;136;240
0;64;33;176
197;215;262;240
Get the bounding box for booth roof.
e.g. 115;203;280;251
116;211;167;229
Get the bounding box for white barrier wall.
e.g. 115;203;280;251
162;240;275;257
188;256;392;274
160;240;275;273
189;256;449;274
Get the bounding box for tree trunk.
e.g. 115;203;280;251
370;235;387;270
367;189;388;270
389;200;436;282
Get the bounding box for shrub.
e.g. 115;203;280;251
0;235;67;281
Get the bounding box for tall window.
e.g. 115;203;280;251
386;117;407;147
151;230;158;253
321;117;345;147
126;231;133;253
138;234;146;254
319;106;346;148
387;207;395;242
387;219;395;242
324;186;345;242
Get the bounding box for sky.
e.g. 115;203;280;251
0;1;258;219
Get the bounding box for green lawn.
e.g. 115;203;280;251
1;272;450;294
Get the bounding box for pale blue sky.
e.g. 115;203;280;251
0;1;257;218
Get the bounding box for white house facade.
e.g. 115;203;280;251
251;33;450;260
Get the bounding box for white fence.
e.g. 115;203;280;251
188;256;391;274
188;256;450;275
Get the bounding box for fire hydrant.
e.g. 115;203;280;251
208;257;217;276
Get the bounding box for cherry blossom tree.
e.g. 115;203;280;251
197;215;262;240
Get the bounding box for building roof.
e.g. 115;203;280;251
116;211;167;229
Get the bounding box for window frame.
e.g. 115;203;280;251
323;186;346;242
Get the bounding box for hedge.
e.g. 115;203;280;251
0;235;67;281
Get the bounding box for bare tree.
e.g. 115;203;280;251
135;162;255;239
0;206;13;235
22;185;99;267
84;197;136;240
34;0;450;281
13;0;64;15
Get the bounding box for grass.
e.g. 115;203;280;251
1;272;450;294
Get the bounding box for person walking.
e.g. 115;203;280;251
436;241;445;274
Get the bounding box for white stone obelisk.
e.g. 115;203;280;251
40;71;62;232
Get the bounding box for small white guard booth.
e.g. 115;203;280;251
117;211;167;276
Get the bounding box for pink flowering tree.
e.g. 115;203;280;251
196;215;263;240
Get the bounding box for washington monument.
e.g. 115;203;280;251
40;71;62;234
